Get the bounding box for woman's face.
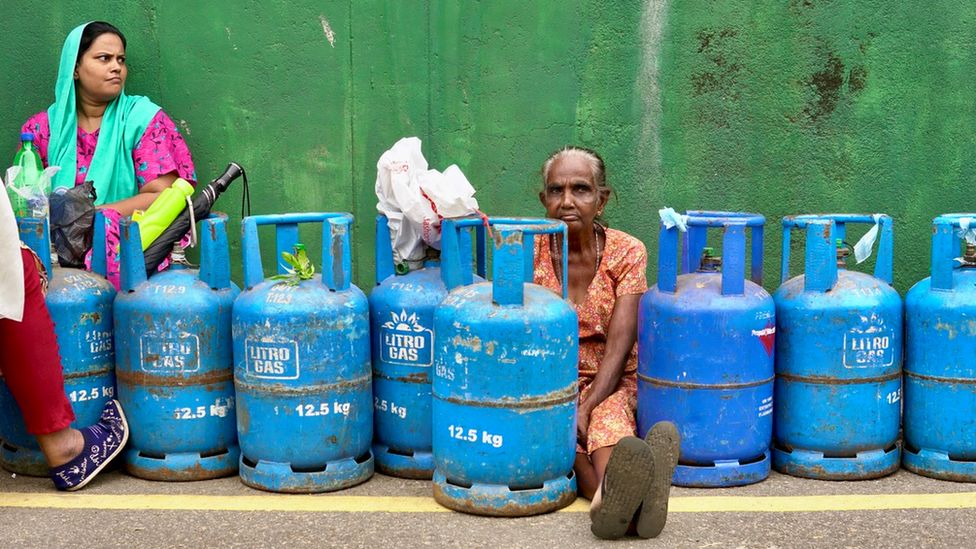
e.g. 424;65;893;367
540;155;607;234
74;33;127;104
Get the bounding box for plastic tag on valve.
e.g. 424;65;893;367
853;214;882;264
659;207;688;232
957;217;976;245
954;217;976;265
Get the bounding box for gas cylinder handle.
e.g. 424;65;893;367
682;211;765;286
659;215;755;296
89;210;108;277
119;217;148;293
241;212;354;291
930;214;976;291
17;217;53;276
375;214;485;285
441;217;568;301
16;210;109;278
375;215;396;283
781;214;894;287
200;213;232;290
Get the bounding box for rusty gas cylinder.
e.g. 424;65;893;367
114;214;239;481
904;214;976;481
369;215;485;479
774;214;902;480
233;213;372;493
639;212;774;487
0;214;116;476
431;217;578;516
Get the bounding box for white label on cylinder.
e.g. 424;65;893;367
843;321;894;368
140;332;200;373
245;338;300;379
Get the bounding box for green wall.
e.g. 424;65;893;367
3;1;974;292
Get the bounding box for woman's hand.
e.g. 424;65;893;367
577;293;641;436
577;401;593;446
95;172;178;216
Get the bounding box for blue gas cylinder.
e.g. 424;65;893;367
369;215;485;479
638;212;774;487
774;214;902;479
904;214;976;481
432;218;578;516
0;214;115;476
233;213;373;493
114;214;240;480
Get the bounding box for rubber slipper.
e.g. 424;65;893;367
590;436;654;540
636;421;680;539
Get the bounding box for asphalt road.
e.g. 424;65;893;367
1;467;974;548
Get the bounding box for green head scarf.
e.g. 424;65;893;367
47;22;161;205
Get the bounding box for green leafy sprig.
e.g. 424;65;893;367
270;243;315;286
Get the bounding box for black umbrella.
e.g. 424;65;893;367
143;162;247;275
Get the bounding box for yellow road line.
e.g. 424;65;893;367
1;491;973;514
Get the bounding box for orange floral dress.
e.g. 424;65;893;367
533;227;648;455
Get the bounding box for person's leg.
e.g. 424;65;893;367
0;248;80;466
585;445;613;510
574;452;598;500
587;379;651;539
34;430;85;467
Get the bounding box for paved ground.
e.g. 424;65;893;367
1;466;973;548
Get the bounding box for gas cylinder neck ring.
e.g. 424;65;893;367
698;247;722;272
961;243;976;267
835;240;850;269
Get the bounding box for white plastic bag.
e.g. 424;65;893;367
658;207;688;232
6;165;60;218
0;171;25;321
853;214;882;264
375;137;480;266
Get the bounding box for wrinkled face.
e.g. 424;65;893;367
540;155;607;234
74;33;126;104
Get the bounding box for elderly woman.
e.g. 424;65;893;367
21;21;196;288
533;146;679;539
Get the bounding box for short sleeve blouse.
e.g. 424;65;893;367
20;109;196;190
533;227;648;377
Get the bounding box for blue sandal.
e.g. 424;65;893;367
50;399;129;491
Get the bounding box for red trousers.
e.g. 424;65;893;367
0;248;74;435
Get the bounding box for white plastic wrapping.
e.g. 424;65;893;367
853;213;882;264
375;137;480;266
658;207;689;232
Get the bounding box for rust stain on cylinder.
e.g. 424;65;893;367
432;483;575;517
116;369;233;387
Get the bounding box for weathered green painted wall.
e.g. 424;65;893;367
3;1;974;291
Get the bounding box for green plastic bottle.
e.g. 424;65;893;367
8;132;44;218
132;178;194;249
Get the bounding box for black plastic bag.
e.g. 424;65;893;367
50;181;96;268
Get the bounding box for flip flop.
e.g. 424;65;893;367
636;421;680;539
590;436;654;540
